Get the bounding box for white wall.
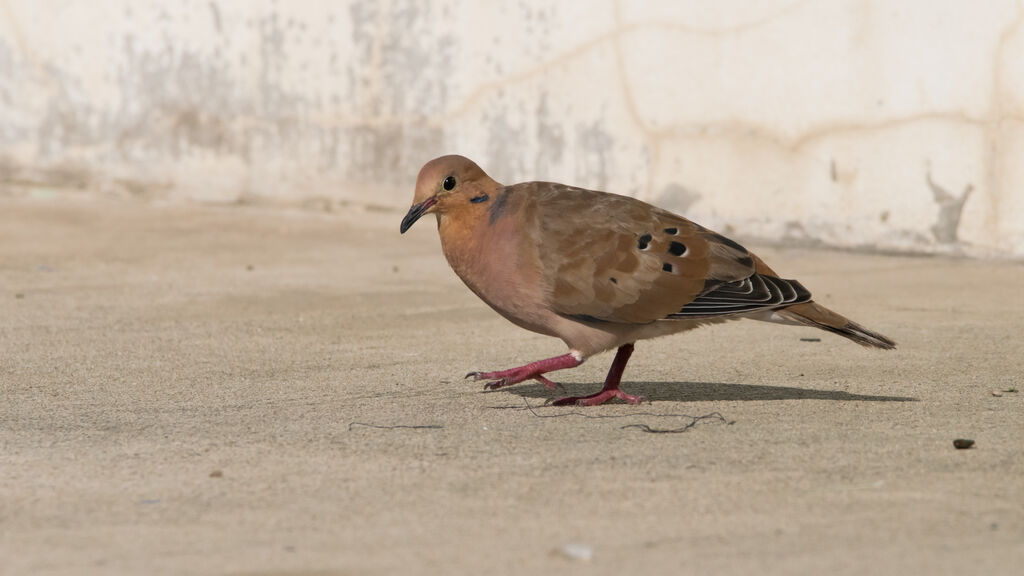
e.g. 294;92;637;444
2;0;1023;257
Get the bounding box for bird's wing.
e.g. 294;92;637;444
526;183;809;324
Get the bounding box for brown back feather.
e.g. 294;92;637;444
524;183;760;324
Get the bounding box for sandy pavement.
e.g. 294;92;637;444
2;196;1023;575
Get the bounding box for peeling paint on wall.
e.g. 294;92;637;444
0;0;1022;257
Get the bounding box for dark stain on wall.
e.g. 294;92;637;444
926;171;973;244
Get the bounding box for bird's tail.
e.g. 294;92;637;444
777;302;896;350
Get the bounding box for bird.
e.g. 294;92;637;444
400;155;895;406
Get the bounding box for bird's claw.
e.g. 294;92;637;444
468;371;508;389
483;379;510;390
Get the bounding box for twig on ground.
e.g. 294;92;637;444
348;422;443;431
621;413;728;434
499;398;732;433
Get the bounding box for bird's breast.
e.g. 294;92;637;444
438;216;556;337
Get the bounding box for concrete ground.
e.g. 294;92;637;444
1;196;1022;576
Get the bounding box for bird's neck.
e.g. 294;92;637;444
437;212;490;277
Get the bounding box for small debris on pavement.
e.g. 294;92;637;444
552;542;593;562
209;469;224;478
991;390;1003;397
800;337;821;342
953;438;975;449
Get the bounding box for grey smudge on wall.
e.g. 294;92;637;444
0;41;14;110
656;183;702;214
208;2;223;34
574;121;612;191
486;111;527;181
534;93;565;176
926;171;973;244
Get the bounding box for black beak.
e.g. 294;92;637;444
400;196;437;234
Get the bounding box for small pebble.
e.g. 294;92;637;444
14;293;24;299
209;469;224;478
991;390;1003;397
800;337;821;342
953;439;974;450
246;265;254;271
553;542;593;562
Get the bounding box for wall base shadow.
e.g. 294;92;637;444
496;381;917;403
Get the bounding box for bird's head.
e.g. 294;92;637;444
400;155;496;233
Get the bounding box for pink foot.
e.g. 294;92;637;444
466;353;582;391
533;375;562;391
552;389;646;407
467;368;559;390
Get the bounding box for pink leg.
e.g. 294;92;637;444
552;343;644;406
467;353;582;391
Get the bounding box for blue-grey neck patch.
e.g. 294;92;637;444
488;189;511;225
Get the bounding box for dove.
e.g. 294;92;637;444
400;155;895;406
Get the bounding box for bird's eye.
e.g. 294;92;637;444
443;176;457;191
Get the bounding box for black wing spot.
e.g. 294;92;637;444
668;241;687;256
664;227;678;235
610;277;618;284
637;233;653;250
662;262;674;273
